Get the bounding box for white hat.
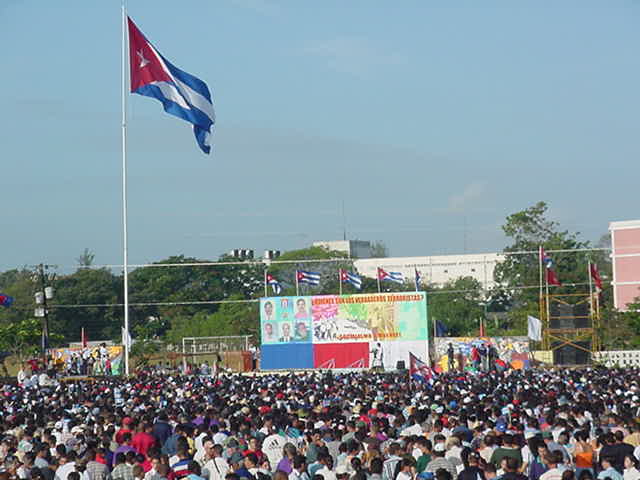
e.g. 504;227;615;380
434;442;446;453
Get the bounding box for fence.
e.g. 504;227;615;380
592;350;640;367
181;335;251;370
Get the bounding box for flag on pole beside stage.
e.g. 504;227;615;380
540;246;561;286
127;17;215;154
590;262;603;293
377;268;404;284
296;270;320;286
81;327;88;348
122;327;132;350
414;268;422;291
266;273;282;295
527;315;542;341
339;269;362;290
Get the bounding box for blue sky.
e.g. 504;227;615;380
1;1;638;270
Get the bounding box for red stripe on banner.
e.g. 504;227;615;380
314;342;370;369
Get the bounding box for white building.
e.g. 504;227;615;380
313;240;372;259
354;252;503;290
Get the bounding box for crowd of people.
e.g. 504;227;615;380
1;366;640;480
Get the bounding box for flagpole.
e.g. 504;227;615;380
377;268;381;293
587;260;594;317
121;2;131;377
264;268;268;297
544;263;550;351
295;270;299;296
339;269;343;295
538;246;543;304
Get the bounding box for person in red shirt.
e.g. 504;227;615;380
132;423;157;458
115;417;135;445
242;437;265;463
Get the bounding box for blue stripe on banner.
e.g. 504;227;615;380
134;83;211;153
261;343;314;370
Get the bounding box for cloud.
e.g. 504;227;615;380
304;36;406;75
447;181;488;213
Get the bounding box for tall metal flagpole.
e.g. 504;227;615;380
295;270;299;296
263;268;268;297
377;268;381;293
121;3;131;376
587;261;594;317
339;269;343;295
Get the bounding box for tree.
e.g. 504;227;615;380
493;202;597;329
428;276;484;336
52;268;121;343
76;248;95;267
266;246;352;296
163;296;258;346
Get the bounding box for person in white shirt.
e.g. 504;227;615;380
624;455;640;480
395;458;415;480
56;451;78;480
289;455;310;480
203;445;229;480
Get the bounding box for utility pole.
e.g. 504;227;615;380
34;264;55;367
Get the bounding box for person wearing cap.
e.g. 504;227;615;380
425;443;456;479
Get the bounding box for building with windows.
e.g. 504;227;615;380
354;252;503;289
610;220;640;311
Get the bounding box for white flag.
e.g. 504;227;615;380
121;327;132;349
527;315;542;341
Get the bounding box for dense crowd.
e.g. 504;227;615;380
2;366;640;480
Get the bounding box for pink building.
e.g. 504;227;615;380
610;220;640;311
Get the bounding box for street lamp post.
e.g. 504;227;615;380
34;264;55;366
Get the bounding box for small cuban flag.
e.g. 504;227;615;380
414;268;422;291
0;294;14;308
296;270;320;286
128;17;215;154
340;269;362;290
377;267;404;284
266;273;282;295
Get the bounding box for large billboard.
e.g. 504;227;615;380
260;292;428;370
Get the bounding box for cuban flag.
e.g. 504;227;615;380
128;17;215;154
296;270;320;286
266;273;282;295
409;352;435;383
414;268;422;291
539;246;561;286
0;294;14;308
340;269;362;290
377;267;404;284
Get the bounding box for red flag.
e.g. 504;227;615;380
81;327;88;347
546;268;561;286
479;318;485;337
590;262;603;292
